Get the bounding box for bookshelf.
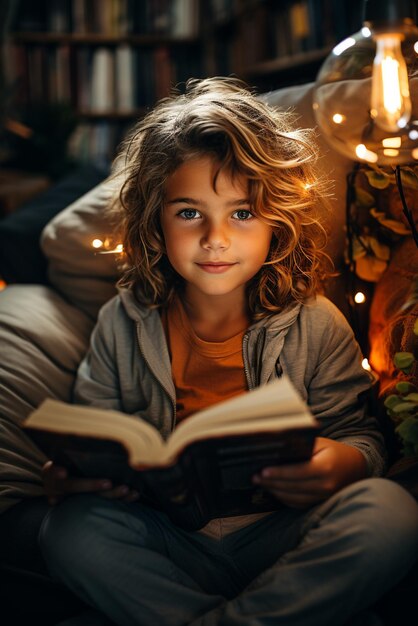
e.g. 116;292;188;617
202;0;365;92
6;0;202;169
4;0;365;173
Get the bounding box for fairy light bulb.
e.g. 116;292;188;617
313;0;418;166
370;33;412;132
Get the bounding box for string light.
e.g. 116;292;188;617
91;237;123;254
362;358;372;370
354;291;367;304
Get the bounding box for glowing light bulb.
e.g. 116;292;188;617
92;238;103;249
362;358;371;371
370;34;412;133
354;291;366;304
332;113;345;124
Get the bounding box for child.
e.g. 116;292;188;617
39;77;418;626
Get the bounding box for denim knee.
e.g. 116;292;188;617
338;478;418;570
38;494;115;578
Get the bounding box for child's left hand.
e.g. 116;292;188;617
253;437;368;508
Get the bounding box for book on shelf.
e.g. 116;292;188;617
23;376;319;531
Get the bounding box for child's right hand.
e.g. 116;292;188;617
42;460;140;505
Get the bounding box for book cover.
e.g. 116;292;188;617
24;376;319;530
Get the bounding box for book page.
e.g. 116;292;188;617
167;376;316;458
25;399;165;464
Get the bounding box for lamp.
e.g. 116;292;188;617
313;0;418;360
313;0;418;254
313;0;418;167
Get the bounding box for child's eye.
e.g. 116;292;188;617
233;209;253;220
177;209;200;220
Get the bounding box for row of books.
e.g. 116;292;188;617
11;43;202;113
210;0;363;70
67;120;133;167
14;0;200;38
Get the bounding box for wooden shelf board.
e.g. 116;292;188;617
244;47;332;77
11;32;199;46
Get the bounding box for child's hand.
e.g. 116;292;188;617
253;437;368;508
42;461;140;506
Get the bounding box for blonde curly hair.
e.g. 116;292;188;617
110;76;331;318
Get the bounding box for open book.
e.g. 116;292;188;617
24;376;319;530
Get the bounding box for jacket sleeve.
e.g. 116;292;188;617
73;297;124;411
304;298;387;477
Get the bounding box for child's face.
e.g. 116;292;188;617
161;157;272;304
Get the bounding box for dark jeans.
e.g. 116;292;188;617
0;497;86;625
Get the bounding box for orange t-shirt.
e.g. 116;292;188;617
161;298;247;424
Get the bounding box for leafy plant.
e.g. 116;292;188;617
348;164;416;282
384;318;418;457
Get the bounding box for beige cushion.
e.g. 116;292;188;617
41;180;120;319
0;285;94;512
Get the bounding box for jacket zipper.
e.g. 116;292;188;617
242;332;254;391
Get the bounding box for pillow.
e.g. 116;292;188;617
0;164;108;285
41;178;120;319
0;284;94;513
41;82;355;320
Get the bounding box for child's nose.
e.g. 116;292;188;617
201;223;230;250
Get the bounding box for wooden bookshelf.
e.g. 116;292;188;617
202;0;364;90
7;0;202;167
5;0;366;172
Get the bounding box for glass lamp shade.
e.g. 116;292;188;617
313;24;418;165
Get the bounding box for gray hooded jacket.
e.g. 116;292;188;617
75;290;386;478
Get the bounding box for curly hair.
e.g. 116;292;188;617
109;76;331;319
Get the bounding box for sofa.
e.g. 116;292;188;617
0;82;416;625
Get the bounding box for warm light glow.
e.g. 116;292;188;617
355;144;378;163
361;27;371;38
332;113;346;124
370;34;412;132
414;41;418;54
92;238;104;249
0;280;6;291
333;37;356;56
354;291;366;304
412;147;418;159
409;129;418;140
382;136;401;148
99;243;124;254
362;358;372;371
383;148;399;157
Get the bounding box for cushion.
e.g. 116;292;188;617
0;164;108;285
41;178;120;319
41;83;355;320
0;285;94;513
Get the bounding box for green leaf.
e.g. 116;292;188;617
369;208;411;235
355;255;387;282
368;237;390;261
364;169;392;189
396;381;417;394
400;168;418;189
396;416;418;442
394;352;415;372
404;393;418;403
355;186;375;208
391;401;417;414
384;394;403;409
